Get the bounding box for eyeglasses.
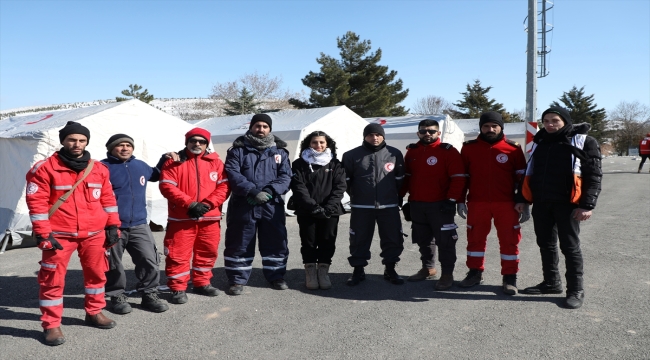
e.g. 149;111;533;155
188;138;208;145
418;129;439;135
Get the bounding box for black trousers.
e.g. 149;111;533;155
409;201;458;274
348;207;404;267
639;155;649;170
297;215;339;264
531;202;584;291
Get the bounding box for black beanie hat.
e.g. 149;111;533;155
542;106;573;125
479;111;504;129
105;133;135;152
59;121;91;144
249;113;272;131
363;123;385;138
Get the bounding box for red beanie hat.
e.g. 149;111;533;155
185;128;211;144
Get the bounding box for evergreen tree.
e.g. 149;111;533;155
454;80;510;120
550;86;607;141
289;31;409;117
223;88;262;116
116;84;154;103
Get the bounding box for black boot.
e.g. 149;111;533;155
383;263;404;285
522;280;563;295
347;266;365;286
565;290;585;309
141;292;169;313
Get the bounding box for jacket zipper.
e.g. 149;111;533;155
195;156;201;201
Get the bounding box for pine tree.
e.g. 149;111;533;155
289;31;409;117
454;80;510;120
116;84;154;103
223;88;262;116
550;86;607;141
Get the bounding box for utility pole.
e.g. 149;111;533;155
526;0;538;123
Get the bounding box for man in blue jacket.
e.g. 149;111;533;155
101;134;170;314
223;114;292;295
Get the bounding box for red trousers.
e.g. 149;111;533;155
38;232;108;330
164;221;221;291
465;202;521;275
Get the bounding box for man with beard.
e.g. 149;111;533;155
25;121;120;346
399;119;465;290
457;111;528;294
223;114;292;295
343;123;406;286
159;128;230;305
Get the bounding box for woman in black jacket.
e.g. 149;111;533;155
290;131;346;290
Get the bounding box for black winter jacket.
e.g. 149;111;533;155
290;157;346;216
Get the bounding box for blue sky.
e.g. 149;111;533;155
1;0;648;114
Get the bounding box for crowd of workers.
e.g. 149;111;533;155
25;108;603;346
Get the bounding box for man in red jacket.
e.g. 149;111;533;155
457;111;528;295
26;121;120;346
159;128;230;305
399;119;466;291
638;132;650;173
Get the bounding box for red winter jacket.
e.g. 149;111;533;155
460;136;526;203
25;153;120;238
159;149;230;222
399;138;466;202
639;135;650;155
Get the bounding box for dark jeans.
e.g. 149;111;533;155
348;207;404;267
639;155;648;170
532;202;584;291
297;215;339;264
409;201;458;274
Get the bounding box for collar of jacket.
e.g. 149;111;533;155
417;137;441;148
182;148;218;161
232;135;287;150
104;153;135;163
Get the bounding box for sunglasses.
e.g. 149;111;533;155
418;129;439;135
188;138;208;145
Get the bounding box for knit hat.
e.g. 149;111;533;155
185;128;211;144
58;121;90;144
363;123;385;138
105;134;134;152
249;113;273;131
542;106;573;125
479;111;504;129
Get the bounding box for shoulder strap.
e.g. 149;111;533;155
48;160;95;217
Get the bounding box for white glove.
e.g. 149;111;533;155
457;203;467;219
519;204;531;223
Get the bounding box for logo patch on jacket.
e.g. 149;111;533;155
93;189;101;199
210;172;218;181
274;154;282;164
26;182;38;195
384;162;395;172
426;156;438;166
140;176;145;186
496;154;509;163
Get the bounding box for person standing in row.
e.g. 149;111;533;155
223;114;292;295
399;119;465;290
343;123;406;286
290;131;346;290
26;121;119;346
638;132;650;173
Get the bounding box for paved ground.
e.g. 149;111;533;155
1;156;649;359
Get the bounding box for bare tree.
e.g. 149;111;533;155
411;95;454;115
210;71;302;113
608;101;650;155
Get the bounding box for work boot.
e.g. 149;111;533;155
84;312;116;329
317;263;332;290
347;266;366;286
435;274;454;291
170;290;188;304
522;280;563;295
141;292;169;313
43;327;65;346
193;284;221;297
271;279;289;290
110;293;132;315
304;263;319;290
383;263;405;285
408;267;437;282
565;290;585;309
502;274;518;295
459;269;484;288
228;284;244;295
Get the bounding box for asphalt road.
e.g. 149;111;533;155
1;156;648;359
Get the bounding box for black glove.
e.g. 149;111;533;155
311;206;330;219
402;202;412;222
36;233;63;251
440;200;457;215
187;202;210;218
104;226;121;248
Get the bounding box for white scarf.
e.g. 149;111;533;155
301;148;332;171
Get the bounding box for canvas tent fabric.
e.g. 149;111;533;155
454;118;527;145
0;99;193;250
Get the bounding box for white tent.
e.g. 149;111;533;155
0;99;193;250
453;118;527;145
364;114;465;154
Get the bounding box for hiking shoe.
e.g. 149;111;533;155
435;274;454;291
141;292;169;313
522;280;563;295
565;290;585;309
502;274;518;295
383;263;405;285
84;312;116;329
44;327;65;346
110;293;132;315
459;269;484;288
305;263;319;290
347;266;366;286
408;267;437;282
271;279;289;290
193;284;220;297
170;290;188;304
228;284;244;295
317;263;332;290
